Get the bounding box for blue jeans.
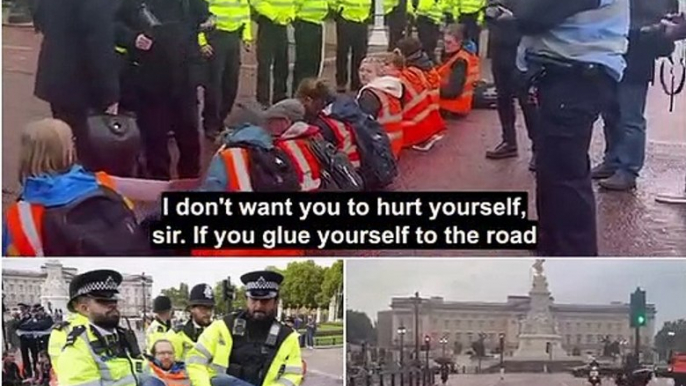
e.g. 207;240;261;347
211;373;256;386
601;80;649;178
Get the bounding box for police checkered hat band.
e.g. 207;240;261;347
75;276;120;297
245;276;280;291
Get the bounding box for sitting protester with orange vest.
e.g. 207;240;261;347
143;340;198;386
437;23;480;118
357;56;404;160
3;119;149;257
396;37;446;151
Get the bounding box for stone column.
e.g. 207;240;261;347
368;0;388;47
41;260;69;315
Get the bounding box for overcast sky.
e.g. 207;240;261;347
3;258;337;295
346;259;686;328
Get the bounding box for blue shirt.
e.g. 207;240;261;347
517;0;630;82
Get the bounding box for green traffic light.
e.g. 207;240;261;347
637;315;646;325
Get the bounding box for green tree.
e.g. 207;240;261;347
316;260;344;308
655;319;686;360
161;283;190;310
347;310;376;345
280;260;325;309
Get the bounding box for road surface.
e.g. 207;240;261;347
302;347;344;386
444;373;676;386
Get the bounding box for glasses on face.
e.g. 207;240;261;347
155;350;174;356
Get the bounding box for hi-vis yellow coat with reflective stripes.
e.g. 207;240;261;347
55;327;149;386
48;313;89;368
186;319;303;386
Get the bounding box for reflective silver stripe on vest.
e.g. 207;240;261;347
282;141;320;191
80;334;138;386
282;366;303;375
17;201;44;256
186;357;209;366
194;343;213;361
522;0;628;63
210;363;228;374
70;380;102;386
275;378;297;386
373;90;403;125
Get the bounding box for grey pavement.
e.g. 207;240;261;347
303;347;345;386
443;373;676;386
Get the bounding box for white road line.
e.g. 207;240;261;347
307;369;344;380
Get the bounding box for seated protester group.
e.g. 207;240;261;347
357;57;405;160
296;78;398;190
437;24;481;118
3;119;149;257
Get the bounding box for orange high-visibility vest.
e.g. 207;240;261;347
318;116;362;169
364;87;404;159
149;362;191;386
276;138;322;192
399;67;437;147
218;147;254;191
422;67;447;132
437;49;480;115
6;172;117;257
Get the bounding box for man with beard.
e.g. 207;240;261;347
165;284;215;361
146;296;173;354
54;270;148;386
187;271;303;386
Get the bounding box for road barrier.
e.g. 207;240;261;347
348;367;436;386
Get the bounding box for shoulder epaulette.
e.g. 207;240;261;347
52;321;70;331
156;325;166;333
173;324;185;333
65;325;87;346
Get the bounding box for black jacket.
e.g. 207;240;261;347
33;0;120;110
115;0;210;99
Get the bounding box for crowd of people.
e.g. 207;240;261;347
3;0;686;256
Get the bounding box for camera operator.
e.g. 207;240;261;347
501;0;630;256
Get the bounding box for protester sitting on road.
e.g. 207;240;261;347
2;118;149;257
437;24;480;119
2;351;23;386
143;340;191;386
396;37;446;150
357;56;404;159
34;351;51;386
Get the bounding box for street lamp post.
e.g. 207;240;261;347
141;273;147;325
413;292;421;365
499;333;505;367
440;336;448;359
398;326;407;386
424;336;431;386
667;331;676;360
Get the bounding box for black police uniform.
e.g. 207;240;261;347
225;271;287;386
115;0;210;180
33;0;120;171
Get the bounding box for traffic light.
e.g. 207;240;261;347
630;288;647;327
546;342;551;354
222;277;234;301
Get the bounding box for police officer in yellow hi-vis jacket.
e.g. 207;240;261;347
47;282;89;369
146;296;173;354
187;271;303;386
334;0;373;92
165;284;216;361
54;270;149;386
292;0;331;94
452;0;484;54
411;0;448;62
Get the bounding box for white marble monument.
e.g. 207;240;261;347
512;260;568;360
40;260;70;314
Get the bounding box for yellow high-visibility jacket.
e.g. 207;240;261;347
48;313;89;368
146;319;171;355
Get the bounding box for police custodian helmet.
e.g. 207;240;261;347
68;269;123;312
241;271;284;300
189;284;216;307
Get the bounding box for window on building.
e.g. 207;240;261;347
587;335;593;344
597;335;604;343
479;320;484;328
445;320;449;329
467;320;473;328
489;320;495;328
9;294;15;301
587;323;592;330
19;284;24;292
455;320;461;328
456;333;462;342
566;335;571;344
577;335;582;344
607;323;612;331
489;333;495;342
566;322;571;330
597;323;602;330
577;322;581;329
467;332;473;342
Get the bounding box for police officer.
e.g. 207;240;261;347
292;0;330;94
513;0;629;256
54;270;148;386
335;0;373;92
47;282;90;367
165;284;215;361
186;271;303;386
146;296;173;354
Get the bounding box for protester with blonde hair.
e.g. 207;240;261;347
3;119;148;256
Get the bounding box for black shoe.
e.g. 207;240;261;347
486;142;517;159
598;172;636;191
591;163;615;179
528;157;536;172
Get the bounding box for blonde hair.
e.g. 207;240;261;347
361;50;406;76
19;118;76;182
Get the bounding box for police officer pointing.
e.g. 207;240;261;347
47;276;91;368
187;271;303;386
512;0;630;255
54;270;148;386
146;296;173;354
165;284;216;361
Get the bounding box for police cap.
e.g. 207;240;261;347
68;270;122;312
153;295;172;313
241;271;284;300
189;284;215;307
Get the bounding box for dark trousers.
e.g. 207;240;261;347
202;29;242;133
19;337;32;377
137;94;200;180
458;13;481;54
50;105;92;170
535;68;615;256
386;6;407;51
416;16;440;63
256;17;289;106
491;51;538;148
335;18;369;91
293;19;324;94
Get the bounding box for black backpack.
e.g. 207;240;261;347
326;96;398;190
240;145;301;192
41;186;150;256
307;137;364;192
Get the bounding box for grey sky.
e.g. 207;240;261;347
346;259;686;328
3;258;338;295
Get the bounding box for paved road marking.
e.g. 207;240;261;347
307;369;343;380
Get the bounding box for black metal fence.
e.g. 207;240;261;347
348;368;437;386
